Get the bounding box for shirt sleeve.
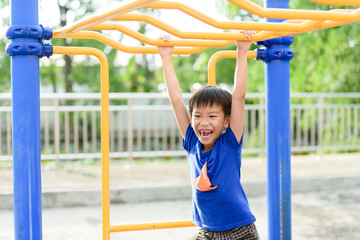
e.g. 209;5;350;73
182;124;197;152
222;127;243;151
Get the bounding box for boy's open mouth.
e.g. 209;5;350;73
199;129;213;139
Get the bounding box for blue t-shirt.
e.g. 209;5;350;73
183;125;256;231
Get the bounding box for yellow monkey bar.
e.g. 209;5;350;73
50;1;360;239
53;0;360;55
112;13;324;34
208;51;257;86
110;220;195;232
53;30;207;54
52;46;111;240
312;0;360;7
226;0;360;21
55;0;159;35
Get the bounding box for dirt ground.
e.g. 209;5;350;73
1;187;359;240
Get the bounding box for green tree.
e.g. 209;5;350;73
0;0;10;93
42;4;161;93
117;9;161;93
217;0;360;93
41;0;98;93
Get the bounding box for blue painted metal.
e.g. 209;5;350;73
263;0;292;239
10;0;43;239
256;47;294;62
6;25;52;40
257;35;294;47
6;42;53;57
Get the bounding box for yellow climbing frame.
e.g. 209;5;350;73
52;46;111;239
50;0;360;239
208;51;257;86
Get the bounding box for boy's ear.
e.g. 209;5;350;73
224;115;231;128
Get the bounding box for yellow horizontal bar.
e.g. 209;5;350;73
55;0;158;35
53;46;110;240
135;5;326;32
88;23;237;47
280;16;360;38
113;13;330;41
208;51;257;86
112;13;352;44
88;16;354;49
53;18;357;56
109;220;195;232
138;0;358;41
53;30;207;54
113;13;327;35
312;0;360;6
228;0;360;21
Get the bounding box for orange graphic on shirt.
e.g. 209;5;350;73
194;162;218;191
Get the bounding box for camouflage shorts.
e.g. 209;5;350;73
196;223;260;240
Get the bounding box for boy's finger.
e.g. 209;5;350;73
158;34;170;41
243;30;255;39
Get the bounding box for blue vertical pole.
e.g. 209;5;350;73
10;0;42;239
264;0;292;239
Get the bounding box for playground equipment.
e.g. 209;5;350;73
6;0;360;239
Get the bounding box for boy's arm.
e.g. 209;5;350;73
231;30;255;143
157;37;190;139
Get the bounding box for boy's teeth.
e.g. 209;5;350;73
200;130;212;136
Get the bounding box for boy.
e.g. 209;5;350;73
157;30;259;240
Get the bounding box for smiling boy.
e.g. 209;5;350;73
157;31;259;239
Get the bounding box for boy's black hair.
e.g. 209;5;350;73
189;85;232;117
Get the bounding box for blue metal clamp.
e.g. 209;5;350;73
257;35;294;47
6;25;52;40
257;48;294;62
6;42;53;58
6;24;53;58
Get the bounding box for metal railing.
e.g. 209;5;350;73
0;92;359;162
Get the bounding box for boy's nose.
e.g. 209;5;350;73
200;120;209;126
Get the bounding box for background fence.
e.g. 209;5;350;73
0;92;359;162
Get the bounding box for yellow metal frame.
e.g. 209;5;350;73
110;220;195;232
208;51;257;86
53;0;360;54
53;46;111;240
55;0;159;35
312;0;360;7
52;46;195;240
226;0;360;21
49;0;360;239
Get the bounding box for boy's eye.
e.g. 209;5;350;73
210;115;217;118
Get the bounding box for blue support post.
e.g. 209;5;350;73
261;0;293;239
10;0;42;239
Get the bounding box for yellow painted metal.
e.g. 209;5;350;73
109;220;195;232
49;0;360;237
312;0;360;6
53;46;111;240
113;13;326;34
55;0;159;35
111;13;357;43
53;31;207;54
227;0;360;21
141;1;358;30
87;23;237;46
208;51;257;86
53;18;356;55
145;1;360;22
52;0;360;55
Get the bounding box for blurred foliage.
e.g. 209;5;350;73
0;0;10;92
217;0;360;93
0;0;359;94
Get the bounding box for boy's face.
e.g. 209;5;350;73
191;104;230;152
